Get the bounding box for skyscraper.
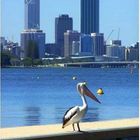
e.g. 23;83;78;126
25;0;40;29
81;0;99;34
55;15;73;56
80;34;93;55
21;29;45;59
91;33;105;56
21;0;45;59
64;30;80;57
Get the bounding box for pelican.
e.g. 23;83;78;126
62;82;101;131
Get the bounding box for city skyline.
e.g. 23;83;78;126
1;0;138;46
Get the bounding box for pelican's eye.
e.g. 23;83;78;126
83;82;87;85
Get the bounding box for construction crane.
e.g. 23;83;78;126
105;29;114;45
117;28;120;40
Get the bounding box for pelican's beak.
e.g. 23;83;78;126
82;85;101;104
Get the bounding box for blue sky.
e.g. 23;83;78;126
1;0;138;46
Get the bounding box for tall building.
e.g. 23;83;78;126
110;40;122;46
55;15;73;56
125;44;139;61
72;41;80;55
80;34;93;55
25;0;40;29
0;37;7;51
91;33;105;56
81;0;99;34
106;45;125;61
21;29;45;59
45;43;58;56
21;0;45;59
64;30;80;57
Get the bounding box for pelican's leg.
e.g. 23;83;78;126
77;122;81;132
72;123;75;131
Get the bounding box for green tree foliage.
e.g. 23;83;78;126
1;51;11;66
22;57;32;66
26;40;39;59
10;58;20;66
33;59;42;66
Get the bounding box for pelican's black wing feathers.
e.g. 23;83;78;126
62;106;79;127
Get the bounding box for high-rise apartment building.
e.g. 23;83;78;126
81;0;99;34
55;15;73;56
25;0;40;29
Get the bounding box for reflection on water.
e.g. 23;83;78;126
24;107;41;126
83;107;99;122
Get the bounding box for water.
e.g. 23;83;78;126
1;68;139;128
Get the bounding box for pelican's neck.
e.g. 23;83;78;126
81;94;88;108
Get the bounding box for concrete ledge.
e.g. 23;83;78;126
0;118;139;140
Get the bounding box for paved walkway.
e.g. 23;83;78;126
0;118;139;139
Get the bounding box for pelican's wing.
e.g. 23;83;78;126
62;106;79;127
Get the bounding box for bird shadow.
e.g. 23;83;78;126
75;130;90;134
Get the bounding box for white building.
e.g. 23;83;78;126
106;45;125;61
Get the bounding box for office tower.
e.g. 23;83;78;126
125;45;139;61
80;34;93;55
21;29;45;59
91;33;105;56
45;43;57;56
25;0;40;29
12;46;21;58
55;15;73;56
106;45;125;61
81;0;99;34
64;30;80;57
21;0;45;59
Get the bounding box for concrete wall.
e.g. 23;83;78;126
1;118;139;140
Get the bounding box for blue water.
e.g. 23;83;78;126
1;68;139;128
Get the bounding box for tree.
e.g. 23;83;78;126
33;59;42;66
26;40;39;59
22;57;32;66
1;51;11;67
10;58;20;66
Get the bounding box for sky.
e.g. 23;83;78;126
1;0;139;46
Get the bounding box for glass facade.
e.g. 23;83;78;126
25;0;40;29
80;34;93;54
21;30;45;59
91;33;105;56
55;15;73;56
81;0;99;34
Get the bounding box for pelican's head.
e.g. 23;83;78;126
77;82;101;104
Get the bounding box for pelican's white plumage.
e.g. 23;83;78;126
62;82;101;131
